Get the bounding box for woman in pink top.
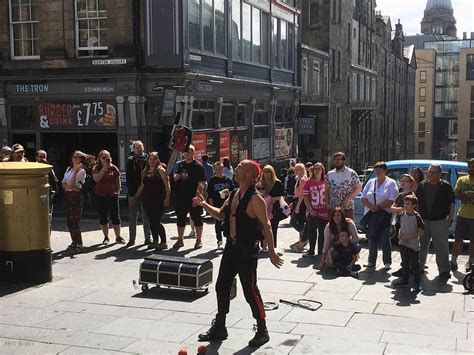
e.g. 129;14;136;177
302;163;329;257
289;163;308;251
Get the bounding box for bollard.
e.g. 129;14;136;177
0;162;53;283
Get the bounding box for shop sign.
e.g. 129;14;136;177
91;58;127;65
15;84;49;94
37;102;117;130
253;138;270;160
274;128;293;158
299;117;315;135
161;89;177;117
192;130;248;165
10;83;117;95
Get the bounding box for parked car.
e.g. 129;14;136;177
353;159;468;236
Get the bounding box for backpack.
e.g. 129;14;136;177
80;169;96;208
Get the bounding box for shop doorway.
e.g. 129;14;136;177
11;133;38;162
41;132;118;179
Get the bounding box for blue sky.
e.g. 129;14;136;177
376;0;473;37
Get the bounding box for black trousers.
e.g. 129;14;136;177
216;242;266;321
305;215;327;255
214;219;224;242
143;198;166;244
400;245;421;282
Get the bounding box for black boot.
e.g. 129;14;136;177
248;319;269;348
198;314;228;341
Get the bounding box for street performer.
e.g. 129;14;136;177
193;159;283;348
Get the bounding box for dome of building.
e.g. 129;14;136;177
426;0;453;10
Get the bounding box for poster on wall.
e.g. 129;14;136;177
253;138;270;161
37;102;117;129
193;132;207;160
274;128;293;158
206;132;220;162
220;131;230;159
230;130;249;166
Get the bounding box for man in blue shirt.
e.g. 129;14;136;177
201;154;213;183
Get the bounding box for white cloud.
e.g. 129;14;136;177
376;0;473;37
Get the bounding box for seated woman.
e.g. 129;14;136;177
318;207;359;270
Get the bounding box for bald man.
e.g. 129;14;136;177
193;160;283;348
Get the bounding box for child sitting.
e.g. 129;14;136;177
393;195;424;292
331;231;361;278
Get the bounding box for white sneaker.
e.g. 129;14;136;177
217;241;224;250
384;263;391;269
189;230;196;237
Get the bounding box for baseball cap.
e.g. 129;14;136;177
1;146;12;153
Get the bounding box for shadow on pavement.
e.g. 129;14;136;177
0;282;35;297
53;243;115;261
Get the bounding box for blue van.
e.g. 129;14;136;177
353;159;468;235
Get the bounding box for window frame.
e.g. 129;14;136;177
9;0;40;60
312;60;320;95
308;1;319;28
419;105;426;118
420;70;427;83
75;0;108;58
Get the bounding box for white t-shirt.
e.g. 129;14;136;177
62;168;86;191
326;167;360;209
361;176;399;213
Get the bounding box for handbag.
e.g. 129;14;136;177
273;197;291;222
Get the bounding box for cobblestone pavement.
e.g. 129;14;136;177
0;217;472;354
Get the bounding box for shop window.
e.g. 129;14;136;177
236;103;250;126
284;105;293;124
189;0;226;55
75;0;108;57
254;103;269;125
192;100;216;129
221;103;235;128
9;0;40;59
10;105;37;130
254;126;269;139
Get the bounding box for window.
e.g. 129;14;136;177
189;0;226;55
419;87;426;101
250;8;268;65
242;2;251;61
281;20;288;68
336;106;341;136
232;0;241;59
236;103;250;126
347;23;351;51
275;105;284;124
352;72;357;101
324;63;329;96
371;78;376;102
10;105;37;129
471;86;474;102
272;17;278;67
359;74;364;101
468;142;474;158
272;18;294;70
9;0;39;59
309;1;319;27
469;119;474;140
337;51;341;80
420;70;427;83
302;57;308;95
448;119;458;139
331;49;336;79
467;54;474;80
419;105;426;118
418;142;425;154
75;0;108;57
365;76;370;102
312;60;320;95
221;103;235;128
418;122;425;137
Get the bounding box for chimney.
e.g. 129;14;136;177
463;32;467;39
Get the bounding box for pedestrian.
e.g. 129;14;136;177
126;140;151;247
173;144;207;249
411;166;425;195
284;167;297;205
1;146;11;161
289;164;308;251
131;152;170;250
451;159;474;272
305;162;313;178
93;150;124;244
318;207;359;270
390;174;417;277
36;150;59;228
260;165;285;249
9;143;28;162
417;163;454;279
222;157;234;180
361;161;398;269
208;161;235;250
62;151;95;254
201;154;214;183
193;160;283;348
302;163;329;257
392;195;424;292
325;152;361;219
331;231;361;278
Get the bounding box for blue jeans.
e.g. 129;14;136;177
128;198;151;242
367;226;392;265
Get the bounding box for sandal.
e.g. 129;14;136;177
173;240;184;248
102;237;110;245
115;237;126;244
194;241;203;250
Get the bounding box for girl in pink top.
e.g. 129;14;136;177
302;163;329;257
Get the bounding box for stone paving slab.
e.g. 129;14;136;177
380;331;457;351
0;338;69;354
0;324;59;342
40;330;137;351
59;347;132;354
384;343;471;355
35;312;118;332
288;335;386;354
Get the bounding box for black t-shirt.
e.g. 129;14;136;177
175;160;206;198
208;176;235;208
333;242;361;266
270;180;285;210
